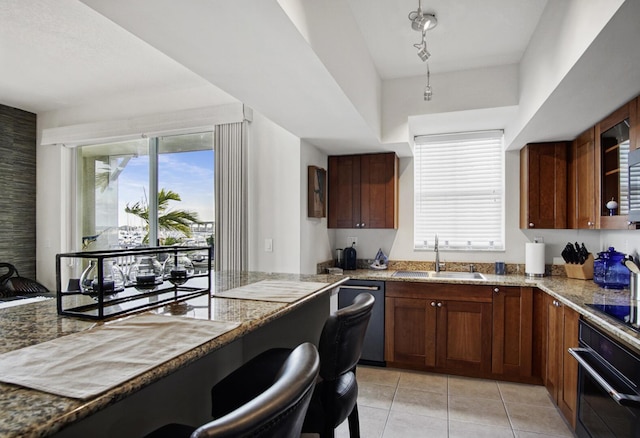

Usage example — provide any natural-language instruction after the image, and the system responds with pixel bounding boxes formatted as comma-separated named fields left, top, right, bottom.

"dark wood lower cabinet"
left=385, top=282, right=492, bottom=377
left=384, top=281, right=579, bottom=430
left=438, top=299, right=492, bottom=375
left=544, top=293, right=579, bottom=429
left=491, top=286, right=536, bottom=382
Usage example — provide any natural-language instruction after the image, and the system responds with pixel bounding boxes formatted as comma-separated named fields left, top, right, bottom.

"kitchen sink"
left=429, top=271, right=486, bottom=280
left=392, top=270, right=486, bottom=280
left=391, top=271, right=431, bottom=279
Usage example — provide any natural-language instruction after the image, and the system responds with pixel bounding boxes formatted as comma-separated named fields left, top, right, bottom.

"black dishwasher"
left=338, top=279, right=385, bottom=366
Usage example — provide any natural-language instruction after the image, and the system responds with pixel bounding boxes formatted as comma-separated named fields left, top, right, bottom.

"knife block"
left=564, top=253, right=594, bottom=280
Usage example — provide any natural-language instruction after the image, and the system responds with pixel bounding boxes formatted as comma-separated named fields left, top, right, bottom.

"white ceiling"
left=0, top=0, right=237, bottom=113
left=1, top=0, right=639, bottom=156
left=345, top=0, right=546, bottom=78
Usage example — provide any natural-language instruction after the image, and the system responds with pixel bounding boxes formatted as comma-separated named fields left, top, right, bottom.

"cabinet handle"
left=588, top=221, right=594, bottom=227
left=431, top=301, right=436, bottom=307
left=494, top=287, right=500, bottom=293
left=361, top=223, right=365, bottom=228
left=437, top=302, right=442, bottom=307
left=529, top=222, right=534, bottom=227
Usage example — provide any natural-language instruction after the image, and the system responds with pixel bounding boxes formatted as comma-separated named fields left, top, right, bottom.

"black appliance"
left=337, top=279, right=385, bottom=366
left=586, top=302, right=640, bottom=334
left=569, top=320, right=640, bottom=438
left=343, top=245, right=357, bottom=270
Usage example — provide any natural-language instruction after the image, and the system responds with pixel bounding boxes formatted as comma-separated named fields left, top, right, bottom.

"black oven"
left=569, top=320, right=640, bottom=438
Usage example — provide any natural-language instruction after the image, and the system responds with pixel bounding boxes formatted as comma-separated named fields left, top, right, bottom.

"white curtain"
left=214, top=121, right=248, bottom=271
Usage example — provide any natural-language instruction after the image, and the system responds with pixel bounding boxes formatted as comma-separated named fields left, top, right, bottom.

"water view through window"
left=79, top=132, right=214, bottom=255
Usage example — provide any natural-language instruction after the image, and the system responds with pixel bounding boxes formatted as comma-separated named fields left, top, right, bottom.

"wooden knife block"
left=564, top=253, right=594, bottom=280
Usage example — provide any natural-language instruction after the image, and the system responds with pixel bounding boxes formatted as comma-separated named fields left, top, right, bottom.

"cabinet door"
left=436, top=300, right=492, bottom=374
left=360, top=153, right=398, bottom=229
left=492, top=286, right=533, bottom=379
left=559, top=304, right=579, bottom=429
left=544, top=294, right=579, bottom=429
left=328, top=155, right=360, bottom=228
left=384, top=296, right=436, bottom=367
left=520, top=143, right=567, bottom=229
left=545, top=293, right=562, bottom=401
left=597, top=103, right=632, bottom=229
left=568, top=128, right=598, bottom=229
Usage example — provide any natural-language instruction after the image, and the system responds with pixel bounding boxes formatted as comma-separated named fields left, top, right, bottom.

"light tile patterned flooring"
left=333, top=365, right=576, bottom=438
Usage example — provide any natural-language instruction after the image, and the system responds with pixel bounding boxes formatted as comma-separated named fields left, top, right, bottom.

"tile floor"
left=332, top=365, right=576, bottom=438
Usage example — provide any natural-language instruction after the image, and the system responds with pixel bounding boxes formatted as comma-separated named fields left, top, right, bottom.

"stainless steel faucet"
left=434, top=234, right=440, bottom=272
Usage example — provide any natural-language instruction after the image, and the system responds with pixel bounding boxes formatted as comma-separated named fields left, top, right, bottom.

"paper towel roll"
left=525, top=242, right=545, bottom=277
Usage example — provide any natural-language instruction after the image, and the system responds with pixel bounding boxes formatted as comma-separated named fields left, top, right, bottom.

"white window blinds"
left=414, top=131, right=504, bottom=251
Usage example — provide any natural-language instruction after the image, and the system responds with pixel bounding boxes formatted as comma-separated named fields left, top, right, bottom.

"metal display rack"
left=56, top=246, right=212, bottom=320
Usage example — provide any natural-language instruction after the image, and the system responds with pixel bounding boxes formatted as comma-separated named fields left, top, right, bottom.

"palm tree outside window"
left=77, top=132, right=214, bottom=254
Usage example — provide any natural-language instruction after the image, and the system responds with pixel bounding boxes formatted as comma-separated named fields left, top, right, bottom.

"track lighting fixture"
left=414, top=34, right=431, bottom=62
left=424, top=64, right=432, bottom=101
left=409, top=1, right=437, bottom=101
left=408, top=1, right=437, bottom=33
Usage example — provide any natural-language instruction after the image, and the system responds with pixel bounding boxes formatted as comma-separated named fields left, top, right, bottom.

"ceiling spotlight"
left=424, top=64, right=432, bottom=101
left=408, top=1, right=437, bottom=33
left=424, top=84, right=433, bottom=101
left=414, top=38, right=431, bottom=62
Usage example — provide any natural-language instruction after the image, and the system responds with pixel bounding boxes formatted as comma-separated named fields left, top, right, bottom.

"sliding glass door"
left=78, top=132, right=214, bottom=252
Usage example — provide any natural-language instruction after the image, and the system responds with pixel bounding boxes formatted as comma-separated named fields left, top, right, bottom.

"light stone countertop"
left=0, top=271, right=348, bottom=438
left=338, top=268, right=640, bottom=352
left=2, top=268, right=638, bottom=437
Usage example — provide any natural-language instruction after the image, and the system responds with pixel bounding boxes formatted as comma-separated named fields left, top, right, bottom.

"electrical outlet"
left=347, top=236, right=357, bottom=247
left=265, top=238, right=273, bottom=252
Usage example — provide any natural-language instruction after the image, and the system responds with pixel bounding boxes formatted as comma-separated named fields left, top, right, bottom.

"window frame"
left=413, top=130, right=505, bottom=252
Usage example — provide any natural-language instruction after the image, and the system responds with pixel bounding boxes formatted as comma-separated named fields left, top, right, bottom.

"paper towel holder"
left=525, top=239, right=546, bottom=278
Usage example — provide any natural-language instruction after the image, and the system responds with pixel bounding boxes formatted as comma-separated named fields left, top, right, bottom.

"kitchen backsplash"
left=317, top=259, right=562, bottom=277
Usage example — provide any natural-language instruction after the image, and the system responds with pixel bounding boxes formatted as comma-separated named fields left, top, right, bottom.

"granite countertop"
left=3, top=268, right=638, bottom=437
left=0, top=271, right=348, bottom=438
left=339, top=268, right=640, bottom=352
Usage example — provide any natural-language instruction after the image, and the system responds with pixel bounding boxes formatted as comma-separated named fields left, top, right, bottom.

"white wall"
left=277, top=0, right=382, bottom=140
left=382, top=64, right=519, bottom=147
left=247, top=112, right=303, bottom=273
left=299, top=140, right=333, bottom=274
left=35, top=140, right=75, bottom=290
left=505, top=0, right=625, bottom=148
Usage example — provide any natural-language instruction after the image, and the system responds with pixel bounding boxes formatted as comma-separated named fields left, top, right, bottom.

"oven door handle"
left=569, top=347, right=640, bottom=408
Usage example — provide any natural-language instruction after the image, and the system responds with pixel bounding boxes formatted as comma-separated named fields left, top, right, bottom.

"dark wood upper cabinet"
left=328, top=152, right=398, bottom=229
left=520, top=142, right=568, bottom=229
left=597, top=102, right=632, bottom=229
left=568, top=127, right=598, bottom=229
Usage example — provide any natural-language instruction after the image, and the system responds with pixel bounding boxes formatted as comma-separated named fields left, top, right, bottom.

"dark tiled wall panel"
left=0, top=105, right=37, bottom=279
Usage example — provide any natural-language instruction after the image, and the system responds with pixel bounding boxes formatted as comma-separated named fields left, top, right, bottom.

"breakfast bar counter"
left=0, top=271, right=348, bottom=438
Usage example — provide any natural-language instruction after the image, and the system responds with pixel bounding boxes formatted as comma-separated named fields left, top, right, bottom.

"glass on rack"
left=128, top=255, right=164, bottom=290
left=163, top=253, right=195, bottom=285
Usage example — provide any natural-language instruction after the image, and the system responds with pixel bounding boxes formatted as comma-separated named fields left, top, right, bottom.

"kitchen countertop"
left=336, top=269, right=640, bottom=352
left=2, top=268, right=639, bottom=437
left=0, top=271, right=348, bottom=438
